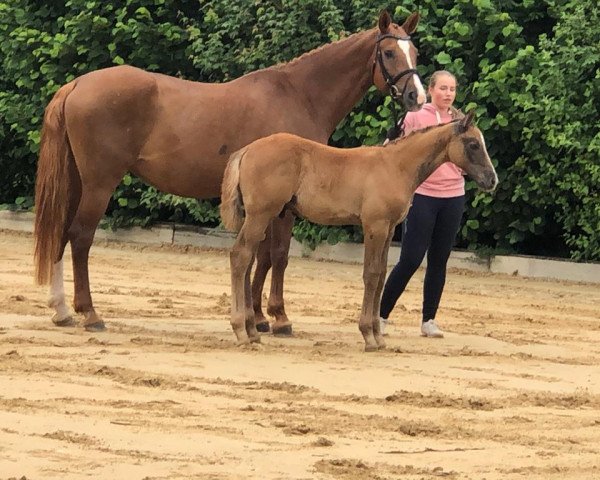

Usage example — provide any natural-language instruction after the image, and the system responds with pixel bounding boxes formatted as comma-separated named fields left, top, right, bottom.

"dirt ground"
left=0, top=230, right=599, bottom=480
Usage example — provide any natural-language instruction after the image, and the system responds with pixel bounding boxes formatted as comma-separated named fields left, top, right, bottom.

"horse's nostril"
left=407, top=91, right=416, bottom=101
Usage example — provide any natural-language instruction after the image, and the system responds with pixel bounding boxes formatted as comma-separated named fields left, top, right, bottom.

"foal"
left=220, top=112, right=497, bottom=351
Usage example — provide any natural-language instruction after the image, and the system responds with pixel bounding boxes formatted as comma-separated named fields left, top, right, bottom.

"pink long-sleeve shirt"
left=402, top=103, right=465, bottom=198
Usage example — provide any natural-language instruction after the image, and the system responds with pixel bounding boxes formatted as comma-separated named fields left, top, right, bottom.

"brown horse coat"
left=33, top=11, right=425, bottom=331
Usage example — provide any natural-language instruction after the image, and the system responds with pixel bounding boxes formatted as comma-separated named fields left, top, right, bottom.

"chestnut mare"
left=220, top=112, right=498, bottom=350
left=34, top=11, right=426, bottom=332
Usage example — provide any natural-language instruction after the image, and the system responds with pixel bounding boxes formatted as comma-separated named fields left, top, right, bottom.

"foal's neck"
left=385, top=123, right=454, bottom=189
left=281, top=29, right=378, bottom=136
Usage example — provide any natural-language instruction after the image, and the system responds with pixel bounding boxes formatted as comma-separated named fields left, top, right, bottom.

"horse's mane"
left=242, top=28, right=374, bottom=78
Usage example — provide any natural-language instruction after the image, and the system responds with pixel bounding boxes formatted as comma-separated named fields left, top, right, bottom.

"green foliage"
left=293, top=219, right=363, bottom=251
left=1, top=0, right=598, bottom=260
left=507, top=1, right=600, bottom=261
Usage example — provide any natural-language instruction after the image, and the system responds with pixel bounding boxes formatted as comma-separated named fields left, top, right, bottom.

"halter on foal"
left=33, top=11, right=425, bottom=332
left=221, top=112, right=498, bottom=350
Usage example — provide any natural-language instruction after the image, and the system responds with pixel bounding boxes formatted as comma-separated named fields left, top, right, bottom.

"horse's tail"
left=34, top=81, right=79, bottom=285
left=220, top=147, right=248, bottom=232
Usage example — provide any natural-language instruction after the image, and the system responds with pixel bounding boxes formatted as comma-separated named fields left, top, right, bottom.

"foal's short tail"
left=220, top=147, right=247, bottom=232
left=34, top=81, right=78, bottom=285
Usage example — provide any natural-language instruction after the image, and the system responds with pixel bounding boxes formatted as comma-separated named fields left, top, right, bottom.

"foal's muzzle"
left=480, top=170, right=499, bottom=192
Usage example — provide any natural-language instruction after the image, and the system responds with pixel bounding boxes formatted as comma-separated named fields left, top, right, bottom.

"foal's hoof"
left=364, top=343, right=379, bottom=353
left=272, top=324, right=293, bottom=337
left=233, top=328, right=251, bottom=346
left=84, top=322, right=106, bottom=332
left=255, top=321, right=271, bottom=333
left=249, top=335, right=262, bottom=344
left=52, top=314, right=75, bottom=327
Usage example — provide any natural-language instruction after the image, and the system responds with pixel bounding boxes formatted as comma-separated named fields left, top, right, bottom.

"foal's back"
left=240, top=133, right=386, bottom=225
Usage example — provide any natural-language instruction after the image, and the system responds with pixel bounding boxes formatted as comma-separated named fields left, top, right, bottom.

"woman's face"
left=429, top=74, right=457, bottom=111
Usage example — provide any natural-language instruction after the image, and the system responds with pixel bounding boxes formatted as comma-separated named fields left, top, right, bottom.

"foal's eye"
left=384, top=50, right=394, bottom=59
left=469, top=142, right=480, bottom=151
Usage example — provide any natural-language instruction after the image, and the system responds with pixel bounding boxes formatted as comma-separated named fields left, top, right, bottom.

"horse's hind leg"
left=68, top=186, right=118, bottom=331
left=265, top=210, right=295, bottom=336
left=48, top=257, right=75, bottom=326
left=251, top=225, right=272, bottom=332
left=49, top=178, right=80, bottom=327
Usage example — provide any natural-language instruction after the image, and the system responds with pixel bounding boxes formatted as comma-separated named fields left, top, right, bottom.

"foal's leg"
left=244, top=256, right=260, bottom=341
left=230, top=213, right=272, bottom=344
left=68, top=186, right=117, bottom=331
left=359, top=221, right=390, bottom=352
left=251, top=225, right=272, bottom=332
left=371, top=229, right=394, bottom=348
left=265, top=210, right=295, bottom=336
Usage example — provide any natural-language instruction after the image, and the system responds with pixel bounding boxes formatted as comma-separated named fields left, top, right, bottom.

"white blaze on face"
left=478, top=131, right=498, bottom=184
left=478, top=131, right=491, bottom=158
left=397, top=39, right=426, bottom=104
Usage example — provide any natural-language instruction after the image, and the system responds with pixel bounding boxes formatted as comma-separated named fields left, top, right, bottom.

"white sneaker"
left=379, top=317, right=389, bottom=336
left=421, top=319, right=444, bottom=338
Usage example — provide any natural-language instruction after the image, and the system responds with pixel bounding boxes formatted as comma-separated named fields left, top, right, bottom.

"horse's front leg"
left=265, top=210, right=295, bottom=336
left=360, top=221, right=391, bottom=352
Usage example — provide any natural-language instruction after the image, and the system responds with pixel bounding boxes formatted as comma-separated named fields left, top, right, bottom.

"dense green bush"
left=0, top=0, right=598, bottom=260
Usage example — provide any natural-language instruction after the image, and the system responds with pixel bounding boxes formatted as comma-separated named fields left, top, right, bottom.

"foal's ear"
left=401, top=12, right=420, bottom=35
left=457, top=110, right=475, bottom=133
left=378, top=10, right=392, bottom=34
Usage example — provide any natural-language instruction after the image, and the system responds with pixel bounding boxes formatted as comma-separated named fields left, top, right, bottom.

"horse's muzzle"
left=403, top=88, right=425, bottom=112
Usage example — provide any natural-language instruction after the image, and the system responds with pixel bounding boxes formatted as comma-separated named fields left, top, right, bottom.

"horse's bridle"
left=372, top=33, right=418, bottom=99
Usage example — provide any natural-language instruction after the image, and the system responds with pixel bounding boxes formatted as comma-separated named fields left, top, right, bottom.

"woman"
left=380, top=70, right=465, bottom=338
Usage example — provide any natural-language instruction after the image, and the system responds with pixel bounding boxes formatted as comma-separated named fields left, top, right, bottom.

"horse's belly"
left=131, top=153, right=227, bottom=199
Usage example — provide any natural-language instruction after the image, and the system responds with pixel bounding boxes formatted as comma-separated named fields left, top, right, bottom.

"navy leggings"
left=380, top=193, right=465, bottom=322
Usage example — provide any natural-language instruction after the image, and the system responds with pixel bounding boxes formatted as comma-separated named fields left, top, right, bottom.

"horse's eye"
left=469, top=142, right=480, bottom=151
left=384, top=50, right=394, bottom=59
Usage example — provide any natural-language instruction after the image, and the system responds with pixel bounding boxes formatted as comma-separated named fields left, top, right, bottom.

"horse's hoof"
left=364, top=344, right=379, bottom=353
left=272, top=324, right=293, bottom=337
left=377, top=343, right=387, bottom=350
left=84, top=322, right=106, bottom=332
left=255, top=322, right=271, bottom=333
left=52, top=314, right=75, bottom=327
left=249, top=335, right=262, bottom=344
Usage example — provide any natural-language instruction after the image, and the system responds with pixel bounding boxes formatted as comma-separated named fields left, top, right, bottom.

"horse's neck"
left=386, top=124, right=454, bottom=188
left=280, top=29, right=378, bottom=135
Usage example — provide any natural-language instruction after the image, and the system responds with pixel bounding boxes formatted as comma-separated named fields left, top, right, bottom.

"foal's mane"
left=382, top=119, right=460, bottom=148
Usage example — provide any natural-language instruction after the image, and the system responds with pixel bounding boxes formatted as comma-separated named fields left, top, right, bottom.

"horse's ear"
left=458, top=110, right=475, bottom=133
left=401, top=12, right=420, bottom=35
left=378, top=10, right=392, bottom=34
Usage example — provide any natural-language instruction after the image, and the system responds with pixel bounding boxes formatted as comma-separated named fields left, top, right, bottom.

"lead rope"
left=385, top=99, right=407, bottom=143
